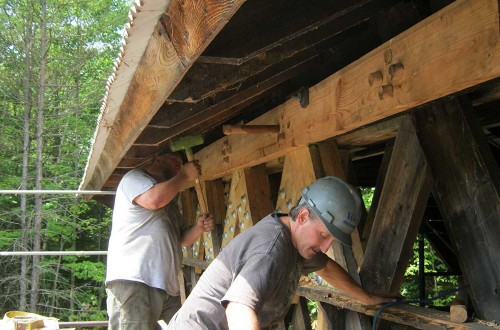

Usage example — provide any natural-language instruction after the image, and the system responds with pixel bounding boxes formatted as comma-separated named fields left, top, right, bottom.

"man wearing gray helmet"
left=167, top=176, right=399, bottom=330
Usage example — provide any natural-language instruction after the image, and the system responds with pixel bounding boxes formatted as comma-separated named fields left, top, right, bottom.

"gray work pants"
left=106, top=280, right=181, bottom=330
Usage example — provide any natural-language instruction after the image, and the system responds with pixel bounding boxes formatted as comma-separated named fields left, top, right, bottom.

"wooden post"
left=221, top=165, right=273, bottom=247
left=362, top=141, right=394, bottom=248
left=278, top=142, right=370, bottom=329
left=413, top=97, right=500, bottom=322
left=290, top=297, right=312, bottom=330
left=360, top=115, right=432, bottom=294
left=202, top=179, right=225, bottom=262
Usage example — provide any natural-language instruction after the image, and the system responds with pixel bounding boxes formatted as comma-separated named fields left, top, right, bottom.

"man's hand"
left=365, top=292, right=403, bottom=305
left=196, top=213, right=215, bottom=233
left=181, top=213, right=215, bottom=247
left=180, top=161, right=202, bottom=182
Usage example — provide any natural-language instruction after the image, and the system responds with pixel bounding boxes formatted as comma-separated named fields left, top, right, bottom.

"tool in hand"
left=169, top=134, right=212, bottom=303
left=169, top=134, right=207, bottom=212
left=169, top=133, right=220, bottom=254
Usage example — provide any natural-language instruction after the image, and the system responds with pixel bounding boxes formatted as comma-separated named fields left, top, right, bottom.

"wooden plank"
left=180, top=257, right=497, bottom=329
left=183, top=256, right=210, bottom=270
left=290, top=297, right=312, bottom=330
left=309, top=141, right=370, bottom=330
left=242, top=165, right=274, bottom=223
left=413, top=97, right=500, bottom=322
left=80, top=0, right=245, bottom=192
left=275, top=147, right=318, bottom=213
left=359, top=116, right=432, bottom=294
left=220, top=165, right=273, bottom=247
left=202, top=179, right=224, bottom=261
left=180, top=189, right=197, bottom=259
left=161, top=0, right=243, bottom=66
left=221, top=170, right=244, bottom=247
left=166, top=0, right=381, bottom=102
left=296, top=284, right=497, bottom=330
left=317, top=302, right=345, bottom=330
left=361, top=141, right=393, bottom=246
left=205, top=179, right=225, bottom=226
left=136, top=55, right=321, bottom=145
left=196, top=0, right=500, bottom=181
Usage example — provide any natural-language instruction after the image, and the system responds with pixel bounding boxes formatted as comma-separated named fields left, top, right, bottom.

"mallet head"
left=169, top=134, right=204, bottom=152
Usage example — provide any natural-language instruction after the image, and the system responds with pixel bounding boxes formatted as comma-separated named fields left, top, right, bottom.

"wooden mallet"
left=169, top=134, right=207, bottom=213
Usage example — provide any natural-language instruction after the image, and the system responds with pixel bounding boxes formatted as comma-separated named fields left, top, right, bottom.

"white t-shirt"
left=105, top=169, right=187, bottom=296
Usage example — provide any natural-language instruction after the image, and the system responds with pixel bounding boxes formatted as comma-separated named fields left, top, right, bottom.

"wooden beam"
left=166, top=0, right=403, bottom=102
left=296, top=284, right=497, bottom=330
left=275, top=147, right=319, bottom=213
left=223, top=125, right=280, bottom=135
left=181, top=257, right=497, bottom=329
left=308, top=142, right=370, bottom=330
left=290, top=297, right=312, bottom=330
left=139, top=26, right=381, bottom=145
left=80, top=0, right=245, bottom=192
left=202, top=179, right=225, bottom=261
left=196, top=0, right=500, bottom=181
left=220, top=165, right=273, bottom=247
left=360, top=116, right=432, bottom=293
left=135, top=54, right=322, bottom=145
left=362, top=141, right=393, bottom=246
left=413, top=97, right=500, bottom=322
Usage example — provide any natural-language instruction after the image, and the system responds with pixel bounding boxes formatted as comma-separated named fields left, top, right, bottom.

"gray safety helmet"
left=299, top=176, right=362, bottom=246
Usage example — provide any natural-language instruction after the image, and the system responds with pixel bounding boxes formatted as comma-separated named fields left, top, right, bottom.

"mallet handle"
left=185, top=148, right=208, bottom=213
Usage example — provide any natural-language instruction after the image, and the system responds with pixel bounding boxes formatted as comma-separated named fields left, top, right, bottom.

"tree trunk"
left=30, top=0, right=47, bottom=312
left=20, top=6, right=33, bottom=312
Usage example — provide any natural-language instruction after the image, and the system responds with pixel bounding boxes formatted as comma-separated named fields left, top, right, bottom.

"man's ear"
left=298, top=208, right=309, bottom=224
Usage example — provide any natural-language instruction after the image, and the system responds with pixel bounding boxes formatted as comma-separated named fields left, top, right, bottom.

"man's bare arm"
left=226, top=302, right=260, bottom=330
left=316, top=258, right=400, bottom=305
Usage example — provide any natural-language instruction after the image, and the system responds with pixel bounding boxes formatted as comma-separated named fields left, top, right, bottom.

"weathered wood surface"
left=220, top=165, right=273, bottom=247
left=361, top=141, right=393, bottom=246
left=413, top=97, right=500, bottom=322
left=81, top=0, right=246, bottom=191
left=290, top=297, right=313, bottom=330
left=360, top=116, right=432, bottom=293
left=181, top=258, right=497, bottom=329
left=196, top=0, right=500, bottom=181
left=312, top=141, right=370, bottom=330
left=297, top=284, right=498, bottom=330
left=275, top=146, right=319, bottom=213
left=201, top=179, right=224, bottom=261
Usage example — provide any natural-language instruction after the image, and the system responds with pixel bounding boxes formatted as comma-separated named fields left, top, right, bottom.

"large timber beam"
left=413, top=97, right=500, bottom=322
left=297, top=284, right=497, bottom=330
left=359, top=116, right=432, bottom=294
left=80, top=0, right=245, bottom=191
left=196, top=0, right=500, bottom=181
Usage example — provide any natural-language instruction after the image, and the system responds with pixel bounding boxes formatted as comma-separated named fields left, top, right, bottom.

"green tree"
left=0, top=0, right=131, bottom=320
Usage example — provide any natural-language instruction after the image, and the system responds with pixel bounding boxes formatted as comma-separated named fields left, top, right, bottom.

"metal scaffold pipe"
left=0, top=190, right=115, bottom=195
left=0, top=251, right=107, bottom=256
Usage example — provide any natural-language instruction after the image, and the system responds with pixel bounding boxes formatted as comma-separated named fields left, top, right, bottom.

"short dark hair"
left=289, top=202, right=318, bottom=222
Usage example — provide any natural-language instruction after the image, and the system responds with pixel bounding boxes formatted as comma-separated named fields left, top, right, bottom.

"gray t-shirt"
left=105, top=168, right=187, bottom=296
left=168, top=213, right=327, bottom=329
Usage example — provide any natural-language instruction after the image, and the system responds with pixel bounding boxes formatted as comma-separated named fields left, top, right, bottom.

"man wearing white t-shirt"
left=106, top=150, right=214, bottom=330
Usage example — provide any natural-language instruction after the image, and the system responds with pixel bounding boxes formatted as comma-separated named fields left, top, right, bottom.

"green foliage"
left=0, top=230, right=21, bottom=249
left=307, top=299, right=318, bottom=321
left=65, top=260, right=106, bottom=283
left=401, top=237, right=458, bottom=306
left=0, top=0, right=132, bottom=321
left=360, top=187, right=374, bottom=211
